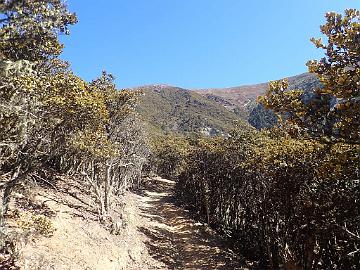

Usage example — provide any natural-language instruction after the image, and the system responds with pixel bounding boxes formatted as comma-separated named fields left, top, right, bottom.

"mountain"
left=195, top=73, right=322, bottom=129
left=195, top=73, right=320, bottom=109
left=195, top=83, right=267, bottom=108
left=132, top=73, right=322, bottom=135
left=132, top=84, right=250, bottom=135
left=247, top=73, right=322, bottom=129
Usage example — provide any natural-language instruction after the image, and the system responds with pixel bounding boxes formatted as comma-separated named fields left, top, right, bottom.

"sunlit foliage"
left=172, top=9, right=360, bottom=269
left=0, top=1, right=148, bottom=223
left=259, top=9, right=360, bottom=144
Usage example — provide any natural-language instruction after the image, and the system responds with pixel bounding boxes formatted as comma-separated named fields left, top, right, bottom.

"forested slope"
left=134, top=84, right=250, bottom=135
left=133, top=73, right=322, bottom=135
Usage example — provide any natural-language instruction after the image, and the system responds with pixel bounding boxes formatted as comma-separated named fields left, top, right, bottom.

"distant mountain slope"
left=247, top=73, right=322, bottom=129
left=195, top=73, right=322, bottom=129
left=196, top=83, right=267, bottom=108
left=131, top=73, right=322, bottom=134
left=132, top=84, right=250, bottom=135
left=195, top=73, right=320, bottom=109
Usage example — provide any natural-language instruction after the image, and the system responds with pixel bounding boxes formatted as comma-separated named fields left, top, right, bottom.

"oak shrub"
left=172, top=9, right=360, bottom=269
left=0, top=1, right=148, bottom=224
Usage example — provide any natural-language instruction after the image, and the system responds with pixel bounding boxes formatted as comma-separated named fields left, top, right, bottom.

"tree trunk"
left=104, top=160, right=113, bottom=214
left=0, top=167, right=29, bottom=227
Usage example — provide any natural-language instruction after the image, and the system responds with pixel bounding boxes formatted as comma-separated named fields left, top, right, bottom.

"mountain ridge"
left=132, top=84, right=251, bottom=136
left=131, top=73, right=321, bottom=134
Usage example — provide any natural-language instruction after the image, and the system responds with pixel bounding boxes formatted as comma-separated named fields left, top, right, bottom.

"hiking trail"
left=136, top=177, right=252, bottom=270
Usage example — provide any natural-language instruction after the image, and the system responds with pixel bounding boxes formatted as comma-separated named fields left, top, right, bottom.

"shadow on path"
left=137, top=177, right=251, bottom=270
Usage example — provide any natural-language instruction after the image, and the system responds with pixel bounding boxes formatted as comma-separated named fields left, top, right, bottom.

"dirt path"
left=17, top=176, right=166, bottom=270
left=12, top=175, right=251, bottom=269
left=136, top=177, right=250, bottom=270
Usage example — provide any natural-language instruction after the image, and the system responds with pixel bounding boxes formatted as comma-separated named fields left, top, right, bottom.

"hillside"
left=133, top=84, right=250, bottom=135
left=133, top=73, right=321, bottom=133
left=195, top=73, right=320, bottom=109
left=12, top=176, right=164, bottom=270
left=2, top=174, right=250, bottom=269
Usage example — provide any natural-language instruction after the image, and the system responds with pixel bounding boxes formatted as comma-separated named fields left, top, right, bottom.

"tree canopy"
left=259, top=9, right=360, bottom=144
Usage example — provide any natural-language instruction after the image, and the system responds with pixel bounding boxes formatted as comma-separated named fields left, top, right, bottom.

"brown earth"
left=5, top=176, right=252, bottom=269
left=16, top=176, right=164, bottom=270
left=136, top=177, right=253, bottom=270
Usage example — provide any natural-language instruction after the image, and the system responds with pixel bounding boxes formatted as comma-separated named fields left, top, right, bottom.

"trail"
left=136, top=177, right=251, bottom=270
left=14, top=175, right=252, bottom=269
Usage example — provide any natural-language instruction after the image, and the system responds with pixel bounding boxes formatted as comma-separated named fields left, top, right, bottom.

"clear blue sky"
left=61, top=0, right=360, bottom=89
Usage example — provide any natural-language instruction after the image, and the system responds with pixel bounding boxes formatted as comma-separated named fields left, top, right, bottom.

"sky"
left=61, top=0, right=360, bottom=89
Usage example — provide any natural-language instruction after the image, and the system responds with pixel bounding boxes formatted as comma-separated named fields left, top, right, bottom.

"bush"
left=175, top=129, right=359, bottom=269
left=16, top=213, right=55, bottom=237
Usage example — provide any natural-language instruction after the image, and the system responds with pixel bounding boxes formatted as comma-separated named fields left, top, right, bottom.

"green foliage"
left=149, top=135, right=193, bottom=179
left=260, top=9, right=360, bottom=144
left=175, top=129, right=359, bottom=269
left=16, top=213, right=55, bottom=236
left=0, top=1, right=148, bottom=224
left=249, top=73, right=322, bottom=130
left=174, top=9, right=360, bottom=269
left=135, top=85, right=250, bottom=136
left=0, top=0, right=77, bottom=61
left=0, top=2, right=358, bottom=269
